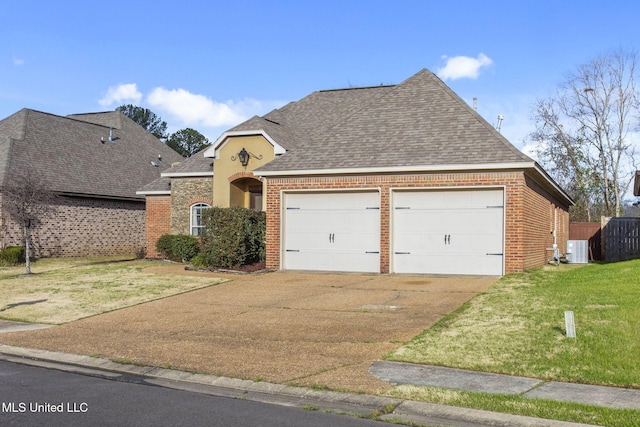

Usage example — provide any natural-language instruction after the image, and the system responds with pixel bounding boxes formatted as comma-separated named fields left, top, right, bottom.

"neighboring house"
left=0, top=109, right=183, bottom=257
left=635, top=170, right=640, bottom=197
left=139, top=69, right=573, bottom=275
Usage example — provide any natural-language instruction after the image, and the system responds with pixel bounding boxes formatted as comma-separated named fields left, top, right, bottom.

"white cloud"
left=147, top=87, right=252, bottom=128
left=99, top=83, right=142, bottom=106
left=98, top=83, right=287, bottom=140
left=437, top=53, right=493, bottom=81
left=13, top=57, right=24, bottom=66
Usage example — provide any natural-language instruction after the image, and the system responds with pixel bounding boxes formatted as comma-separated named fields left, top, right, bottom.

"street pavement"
left=2, top=317, right=637, bottom=427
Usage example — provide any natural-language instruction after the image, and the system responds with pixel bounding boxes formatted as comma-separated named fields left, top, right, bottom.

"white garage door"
left=283, top=192, right=380, bottom=272
left=392, top=189, right=504, bottom=275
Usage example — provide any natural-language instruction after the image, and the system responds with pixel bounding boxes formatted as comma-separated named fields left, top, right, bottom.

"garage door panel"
left=393, top=189, right=504, bottom=275
left=285, top=249, right=379, bottom=272
left=284, top=192, right=380, bottom=273
left=395, top=252, right=502, bottom=275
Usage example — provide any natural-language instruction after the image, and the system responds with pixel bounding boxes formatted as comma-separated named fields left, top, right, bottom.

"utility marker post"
left=564, top=310, right=576, bottom=338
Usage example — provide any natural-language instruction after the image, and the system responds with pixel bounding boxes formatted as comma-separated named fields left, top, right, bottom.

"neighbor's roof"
left=0, top=109, right=183, bottom=200
left=161, top=147, right=213, bottom=177
left=254, top=69, right=532, bottom=173
left=136, top=147, right=213, bottom=195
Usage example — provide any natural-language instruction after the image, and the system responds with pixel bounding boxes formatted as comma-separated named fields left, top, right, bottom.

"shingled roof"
left=0, top=109, right=183, bottom=200
left=137, top=147, right=213, bottom=195
left=254, top=69, right=533, bottom=173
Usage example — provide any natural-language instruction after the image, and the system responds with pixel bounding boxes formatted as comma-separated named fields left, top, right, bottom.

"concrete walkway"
left=369, top=361, right=640, bottom=410
left=0, top=319, right=52, bottom=333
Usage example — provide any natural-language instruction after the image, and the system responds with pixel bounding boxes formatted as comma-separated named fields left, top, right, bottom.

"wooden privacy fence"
left=602, top=217, right=640, bottom=262
left=569, top=222, right=602, bottom=260
left=570, top=218, right=640, bottom=262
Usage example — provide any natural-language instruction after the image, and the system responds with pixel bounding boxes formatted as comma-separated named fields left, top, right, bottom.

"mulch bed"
left=187, top=261, right=268, bottom=274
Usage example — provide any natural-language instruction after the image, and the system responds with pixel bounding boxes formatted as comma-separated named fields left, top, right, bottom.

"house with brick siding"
left=0, top=109, right=183, bottom=257
left=140, top=69, right=573, bottom=275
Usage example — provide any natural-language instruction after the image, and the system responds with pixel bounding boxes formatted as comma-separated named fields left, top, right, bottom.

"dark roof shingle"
left=253, top=69, right=532, bottom=172
left=0, top=109, right=183, bottom=199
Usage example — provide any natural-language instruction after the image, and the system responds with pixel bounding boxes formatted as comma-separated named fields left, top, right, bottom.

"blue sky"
left=1, top=0, right=638, bottom=154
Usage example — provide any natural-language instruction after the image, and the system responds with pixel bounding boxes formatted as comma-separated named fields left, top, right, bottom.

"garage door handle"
left=395, top=252, right=411, bottom=255
left=365, top=251, right=380, bottom=254
left=444, top=234, right=451, bottom=244
left=286, top=249, right=300, bottom=252
left=486, top=253, right=503, bottom=256
left=329, top=233, right=335, bottom=243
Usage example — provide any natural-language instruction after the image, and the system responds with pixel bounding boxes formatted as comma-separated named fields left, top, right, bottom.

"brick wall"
left=264, top=171, right=570, bottom=274
left=522, top=174, right=570, bottom=268
left=1, top=194, right=145, bottom=257
left=145, top=195, right=171, bottom=258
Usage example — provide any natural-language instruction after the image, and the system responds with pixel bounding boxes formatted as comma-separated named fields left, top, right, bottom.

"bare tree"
left=2, top=171, right=57, bottom=274
left=530, top=48, right=640, bottom=220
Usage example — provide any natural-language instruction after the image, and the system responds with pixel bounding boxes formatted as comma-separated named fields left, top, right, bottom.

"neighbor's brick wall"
left=1, top=195, right=145, bottom=257
left=264, top=171, right=570, bottom=275
left=170, top=177, right=213, bottom=235
left=145, top=195, right=171, bottom=258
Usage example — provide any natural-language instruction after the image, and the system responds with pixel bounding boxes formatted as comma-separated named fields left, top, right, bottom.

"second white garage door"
left=283, top=191, right=380, bottom=272
left=392, top=189, right=504, bottom=275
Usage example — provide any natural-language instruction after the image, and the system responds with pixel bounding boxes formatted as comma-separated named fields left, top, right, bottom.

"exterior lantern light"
left=232, top=147, right=262, bottom=167
left=237, top=148, right=250, bottom=167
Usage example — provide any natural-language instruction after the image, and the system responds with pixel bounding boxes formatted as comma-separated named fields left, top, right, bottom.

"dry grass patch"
left=0, top=256, right=226, bottom=324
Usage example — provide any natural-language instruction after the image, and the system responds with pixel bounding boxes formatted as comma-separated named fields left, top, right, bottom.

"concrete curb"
left=0, top=344, right=596, bottom=427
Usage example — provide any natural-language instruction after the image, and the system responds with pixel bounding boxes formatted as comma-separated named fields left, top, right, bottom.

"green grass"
left=385, top=385, right=640, bottom=427
left=389, top=260, right=640, bottom=388
left=384, top=260, right=640, bottom=426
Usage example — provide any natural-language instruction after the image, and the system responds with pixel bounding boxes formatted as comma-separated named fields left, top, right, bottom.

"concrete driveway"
left=0, top=267, right=495, bottom=393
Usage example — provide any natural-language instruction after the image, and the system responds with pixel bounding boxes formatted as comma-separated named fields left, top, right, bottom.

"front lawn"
left=0, top=256, right=226, bottom=324
left=385, top=260, right=640, bottom=426
left=388, top=260, right=640, bottom=388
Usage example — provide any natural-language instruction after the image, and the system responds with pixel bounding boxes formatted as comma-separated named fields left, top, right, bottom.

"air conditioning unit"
left=566, top=240, right=588, bottom=264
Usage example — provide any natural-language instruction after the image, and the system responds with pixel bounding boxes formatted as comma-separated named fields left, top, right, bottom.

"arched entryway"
left=230, top=177, right=263, bottom=211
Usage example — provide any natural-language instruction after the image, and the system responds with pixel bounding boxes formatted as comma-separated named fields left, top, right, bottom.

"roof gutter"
left=58, top=192, right=144, bottom=202
left=135, top=190, right=171, bottom=196
left=254, top=162, right=536, bottom=176
left=160, top=171, right=213, bottom=178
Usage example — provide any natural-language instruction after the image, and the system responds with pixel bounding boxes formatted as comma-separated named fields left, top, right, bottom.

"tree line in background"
left=529, top=47, right=640, bottom=222
left=116, top=104, right=211, bottom=158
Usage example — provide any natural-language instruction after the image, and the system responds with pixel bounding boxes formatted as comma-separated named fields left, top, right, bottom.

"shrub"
left=189, top=253, right=209, bottom=269
left=172, top=234, right=200, bottom=261
left=155, top=235, right=175, bottom=260
left=0, top=246, right=25, bottom=266
left=155, top=234, right=200, bottom=262
left=200, top=207, right=266, bottom=268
